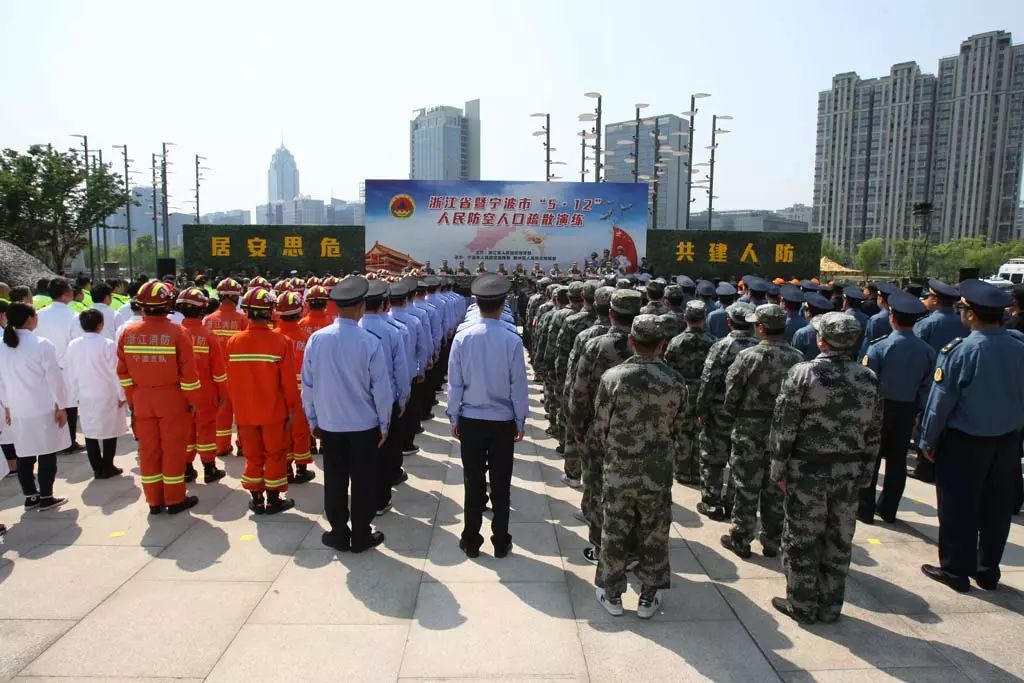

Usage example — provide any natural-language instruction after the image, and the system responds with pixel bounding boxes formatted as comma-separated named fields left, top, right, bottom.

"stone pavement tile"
left=296, top=513, right=437, bottom=553
left=717, top=578, right=950, bottom=673
left=400, top=582, right=586, bottom=679
left=853, top=516, right=935, bottom=545
left=543, top=481, right=584, bottom=506
left=136, top=517, right=311, bottom=581
left=779, top=667, right=971, bottom=682
left=0, top=545, right=153, bottom=619
left=44, top=491, right=203, bottom=548
left=250, top=548, right=425, bottom=625
left=424, top=522, right=564, bottom=583
left=902, top=612, right=1024, bottom=681
left=22, top=579, right=267, bottom=679
left=564, top=548, right=732, bottom=623
left=687, top=536, right=786, bottom=581
left=12, top=678, right=204, bottom=683
left=205, top=623, right=408, bottom=683
left=0, top=515, right=82, bottom=556
left=0, top=619, right=75, bottom=680
left=578, top=619, right=777, bottom=682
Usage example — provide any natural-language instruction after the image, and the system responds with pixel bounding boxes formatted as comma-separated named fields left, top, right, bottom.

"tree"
left=0, top=145, right=128, bottom=271
left=820, top=237, right=847, bottom=265
left=854, top=237, right=885, bottom=283
left=890, top=237, right=929, bottom=279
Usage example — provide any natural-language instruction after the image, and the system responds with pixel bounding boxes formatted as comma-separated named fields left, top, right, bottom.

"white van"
left=996, top=258, right=1024, bottom=284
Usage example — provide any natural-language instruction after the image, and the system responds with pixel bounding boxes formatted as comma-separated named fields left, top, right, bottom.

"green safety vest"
left=111, top=293, right=130, bottom=310
left=82, top=290, right=93, bottom=307
left=69, top=300, right=87, bottom=313
left=32, top=294, right=52, bottom=310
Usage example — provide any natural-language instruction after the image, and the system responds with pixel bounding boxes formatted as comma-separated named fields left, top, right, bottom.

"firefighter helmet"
left=249, top=276, right=271, bottom=290
left=176, top=286, right=209, bottom=309
left=136, top=280, right=175, bottom=307
left=216, top=278, right=243, bottom=296
left=241, top=287, right=276, bottom=310
left=305, top=284, right=329, bottom=301
left=276, top=291, right=303, bottom=317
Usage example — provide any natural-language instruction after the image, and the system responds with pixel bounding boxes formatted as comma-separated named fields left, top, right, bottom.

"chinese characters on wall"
left=428, top=194, right=598, bottom=228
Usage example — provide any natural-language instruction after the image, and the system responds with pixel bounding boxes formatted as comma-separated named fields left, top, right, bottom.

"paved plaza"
left=1, top=373, right=1023, bottom=682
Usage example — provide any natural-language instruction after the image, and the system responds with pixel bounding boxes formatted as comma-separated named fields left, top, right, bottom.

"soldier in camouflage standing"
left=695, top=301, right=758, bottom=520
left=663, top=301, right=716, bottom=485
left=567, top=290, right=642, bottom=565
left=534, top=286, right=569, bottom=435
left=640, top=279, right=667, bottom=315
left=720, top=304, right=804, bottom=559
left=523, top=277, right=551, bottom=359
left=593, top=314, right=686, bottom=619
left=553, top=280, right=602, bottom=486
left=662, top=284, right=687, bottom=332
left=769, top=312, right=882, bottom=624
left=541, top=282, right=585, bottom=452
left=529, top=282, right=557, bottom=358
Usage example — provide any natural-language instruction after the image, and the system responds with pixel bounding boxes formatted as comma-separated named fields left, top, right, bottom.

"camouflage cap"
left=684, top=299, right=707, bottom=320
left=545, top=283, right=559, bottom=297
left=812, top=311, right=862, bottom=350
left=658, top=313, right=682, bottom=339
left=630, top=313, right=664, bottom=345
left=615, top=278, right=633, bottom=290
left=751, top=303, right=786, bottom=330
left=594, top=286, right=615, bottom=309
left=663, top=284, right=684, bottom=300
left=567, top=281, right=586, bottom=301
left=646, top=279, right=666, bottom=298
left=726, top=301, right=756, bottom=323
left=537, top=277, right=552, bottom=287
left=610, top=289, right=643, bottom=315
left=583, top=280, right=601, bottom=302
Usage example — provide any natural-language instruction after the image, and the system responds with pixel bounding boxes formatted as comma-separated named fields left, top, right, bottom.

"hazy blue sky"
left=2, top=0, right=1021, bottom=216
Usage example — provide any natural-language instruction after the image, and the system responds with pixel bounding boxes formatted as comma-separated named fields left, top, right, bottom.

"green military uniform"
left=695, top=302, right=758, bottom=514
left=663, top=300, right=716, bottom=483
left=769, top=312, right=881, bottom=623
left=721, top=305, right=804, bottom=556
left=593, top=315, right=686, bottom=598
left=639, top=279, right=668, bottom=316
left=533, top=288, right=565, bottom=425
left=542, top=282, right=585, bottom=447
left=523, top=279, right=551, bottom=356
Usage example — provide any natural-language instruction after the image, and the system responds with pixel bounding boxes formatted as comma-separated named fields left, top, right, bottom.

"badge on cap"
left=934, top=367, right=944, bottom=383
left=862, top=355, right=869, bottom=367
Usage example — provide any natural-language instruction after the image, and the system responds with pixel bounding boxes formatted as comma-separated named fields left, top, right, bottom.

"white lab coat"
left=0, top=325, right=10, bottom=448
left=113, top=304, right=136, bottom=331
left=65, top=333, right=127, bottom=439
left=91, top=302, right=118, bottom=342
left=116, top=315, right=143, bottom=343
left=34, top=301, right=79, bottom=408
left=0, top=330, right=72, bottom=457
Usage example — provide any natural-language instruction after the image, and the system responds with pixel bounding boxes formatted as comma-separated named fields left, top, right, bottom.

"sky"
left=2, top=0, right=1022, bottom=218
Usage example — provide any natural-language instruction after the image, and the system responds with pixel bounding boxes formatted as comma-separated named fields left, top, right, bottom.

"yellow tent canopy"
left=820, top=256, right=860, bottom=275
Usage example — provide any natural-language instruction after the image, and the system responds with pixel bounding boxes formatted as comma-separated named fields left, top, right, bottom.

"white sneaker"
left=596, top=587, right=623, bottom=616
left=637, top=590, right=662, bottom=619
left=560, top=473, right=582, bottom=489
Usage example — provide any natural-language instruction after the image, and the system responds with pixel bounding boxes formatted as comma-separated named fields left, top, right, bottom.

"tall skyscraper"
left=409, top=99, right=481, bottom=180
left=813, top=31, right=1024, bottom=249
left=201, top=209, right=252, bottom=225
left=268, top=145, right=300, bottom=203
left=603, top=114, right=690, bottom=229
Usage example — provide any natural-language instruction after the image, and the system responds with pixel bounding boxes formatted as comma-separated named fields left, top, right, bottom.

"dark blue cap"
left=798, top=279, right=821, bottom=291
left=424, top=275, right=441, bottom=288
left=365, top=279, right=390, bottom=300
left=805, top=292, right=833, bottom=313
left=471, top=273, right=512, bottom=302
left=780, top=284, right=804, bottom=303
left=388, top=279, right=412, bottom=298
left=677, top=275, right=696, bottom=289
left=843, top=285, right=865, bottom=301
left=330, top=275, right=370, bottom=306
left=905, top=282, right=925, bottom=297
left=877, top=282, right=899, bottom=297
left=747, top=277, right=770, bottom=294
left=714, top=282, right=737, bottom=297
left=766, top=283, right=780, bottom=296
left=926, top=279, right=958, bottom=299
left=694, top=280, right=714, bottom=297
left=887, top=291, right=927, bottom=316
left=959, top=278, right=1012, bottom=310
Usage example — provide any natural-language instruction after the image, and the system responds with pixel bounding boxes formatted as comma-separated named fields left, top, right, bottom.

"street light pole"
left=580, top=129, right=587, bottom=182
left=161, top=142, right=173, bottom=257
left=706, top=114, right=732, bottom=230
left=151, top=153, right=160, bottom=261
left=651, top=119, right=661, bottom=229
left=71, top=134, right=94, bottom=278
left=632, top=104, right=649, bottom=183
left=584, top=92, right=603, bottom=182
left=113, top=145, right=133, bottom=278
left=194, top=154, right=206, bottom=224
left=683, top=92, right=710, bottom=230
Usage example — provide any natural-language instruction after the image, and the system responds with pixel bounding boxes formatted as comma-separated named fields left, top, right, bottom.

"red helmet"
left=241, top=287, right=276, bottom=310
left=305, top=276, right=321, bottom=288
left=249, top=276, right=271, bottom=290
left=176, top=286, right=209, bottom=309
left=136, top=280, right=175, bottom=307
left=273, top=279, right=292, bottom=293
left=321, top=275, right=339, bottom=289
left=216, top=278, right=243, bottom=296
left=276, top=291, right=303, bottom=317
left=305, top=284, right=329, bottom=301
left=291, top=277, right=305, bottom=290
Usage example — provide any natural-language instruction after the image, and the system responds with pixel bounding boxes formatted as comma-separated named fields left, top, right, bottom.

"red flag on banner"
left=611, top=225, right=638, bottom=274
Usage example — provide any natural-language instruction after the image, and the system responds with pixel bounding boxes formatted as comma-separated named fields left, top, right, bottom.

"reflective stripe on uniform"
left=186, top=444, right=197, bottom=452
left=241, top=474, right=264, bottom=485
left=196, top=443, right=217, bottom=452
left=213, top=329, right=240, bottom=337
left=119, top=378, right=134, bottom=387
left=228, top=354, right=281, bottom=362
left=216, top=429, right=233, bottom=437
left=179, top=380, right=201, bottom=391
left=162, top=474, right=185, bottom=485
left=264, top=477, right=288, bottom=488
left=287, top=452, right=310, bottom=461
left=123, top=345, right=176, bottom=355
left=140, top=474, right=163, bottom=484
left=193, top=346, right=210, bottom=354
left=213, top=374, right=227, bottom=383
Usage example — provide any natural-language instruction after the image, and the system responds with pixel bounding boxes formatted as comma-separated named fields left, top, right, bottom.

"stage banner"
left=182, top=224, right=364, bottom=274
left=364, top=180, right=649, bottom=273
left=645, top=229, right=822, bottom=280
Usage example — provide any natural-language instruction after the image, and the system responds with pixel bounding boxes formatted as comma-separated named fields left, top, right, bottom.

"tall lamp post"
left=582, top=91, right=603, bottom=182
left=530, top=113, right=552, bottom=181
left=706, top=114, right=732, bottom=229
left=71, top=134, right=94, bottom=277
left=112, top=145, right=134, bottom=278
left=151, top=153, right=161, bottom=260
left=682, top=92, right=711, bottom=229
left=160, top=142, right=174, bottom=257
left=194, top=154, right=209, bottom=224
left=631, top=103, right=649, bottom=182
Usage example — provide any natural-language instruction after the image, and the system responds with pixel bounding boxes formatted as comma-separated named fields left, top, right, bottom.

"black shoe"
left=415, top=425, right=424, bottom=434
left=921, top=564, right=970, bottom=593
left=878, top=513, right=897, bottom=524
left=391, top=470, right=409, bottom=486
left=856, top=510, right=875, bottom=525
left=971, top=574, right=999, bottom=591
left=351, top=531, right=385, bottom=553
left=24, top=495, right=40, bottom=510
left=37, top=496, right=67, bottom=511
left=309, top=443, right=319, bottom=455
left=166, top=496, right=199, bottom=515
left=696, top=502, right=727, bottom=521
left=375, top=503, right=393, bottom=517
left=582, top=546, right=600, bottom=565
left=149, top=505, right=164, bottom=515
left=771, top=597, right=816, bottom=624
left=494, top=541, right=513, bottom=559
left=265, top=497, right=295, bottom=515
left=459, top=538, right=480, bottom=558
left=555, top=445, right=565, bottom=454
left=203, top=466, right=227, bottom=484
left=720, top=534, right=752, bottom=559
left=96, top=466, right=124, bottom=479
left=184, top=464, right=198, bottom=484
left=64, top=442, right=85, bottom=454
left=236, top=446, right=244, bottom=458
left=288, top=468, right=315, bottom=484
left=322, top=531, right=350, bottom=552
left=248, top=499, right=266, bottom=515
left=402, top=445, right=420, bottom=455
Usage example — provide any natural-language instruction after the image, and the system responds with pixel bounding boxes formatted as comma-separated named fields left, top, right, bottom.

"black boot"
left=288, top=464, right=315, bottom=484
left=166, top=496, right=198, bottom=515
left=203, top=461, right=226, bottom=483
left=265, top=490, right=295, bottom=515
left=249, top=491, right=266, bottom=515
left=184, top=462, right=198, bottom=483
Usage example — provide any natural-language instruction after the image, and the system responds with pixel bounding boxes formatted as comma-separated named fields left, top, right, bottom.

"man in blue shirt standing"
left=781, top=285, right=807, bottom=343
left=914, top=278, right=969, bottom=353
left=857, top=292, right=935, bottom=524
left=919, top=280, right=1024, bottom=593
left=860, top=282, right=898, bottom=358
left=706, top=282, right=735, bottom=339
left=303, top=276, right=393, bottom=553
left=447, top=273, right=529, bottom=559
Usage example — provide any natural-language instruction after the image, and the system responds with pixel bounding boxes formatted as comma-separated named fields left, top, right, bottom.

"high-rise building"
left=268, top=145, right=300, bottom=203
left=326, top=198, right=365, bottom=224
left=409, top=99, right=481, bottom=180
left=813, top=31, right=1024, bottom=249
left=776, top=203, right=814, bottom=226
left=201, top=209, right=252, bottom=225
left=282, top=196, right=325, bottom=225
left=603, top=114, right=690, bottom=229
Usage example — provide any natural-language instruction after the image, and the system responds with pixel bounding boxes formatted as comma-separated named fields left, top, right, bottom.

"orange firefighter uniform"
left=181, top=317, right=228, bottom=464
left=275, top=317, right=312, bottom=466
left=204, top=300, right=248, bottom=453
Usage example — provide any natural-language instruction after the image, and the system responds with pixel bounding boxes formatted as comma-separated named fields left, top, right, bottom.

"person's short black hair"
left=206, top=298, right=220, bottom=316
left=892, top=311, right=920, bottom=328
left=126, top=281, right=141, bottom=297
left=1012, top=285, right=1024, bottom=308
left=79, top=308, right=104, bottom=332
left=971, top=307, right=1003, bottom=325
left=308, top=299, right=327, bottom=310
left=477, top=297, right=504, bottom=314
left=48, top=277, right=71, bottom=299
left=10, top=285, right=31, bottom=303
left=36, top=278, right=51, bottom=294
left=0, top=299, right=8, bottom=316
left=92, top=283, right=112, bottom=303
left=76, top=274, right=92, bottom=287
left=610, top=310, right=635, bottom=327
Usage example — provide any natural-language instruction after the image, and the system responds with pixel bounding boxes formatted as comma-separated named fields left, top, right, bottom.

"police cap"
left=887, top=291, right=927, bottom=317
left=695, top=280, right=715, bottom=297
left=926, top=278, right=958, bottom=299
left=365, top=279, right=390, bottom=301
left=330, top=275, right=370, bottom=306
left=843, top=285, right=866, bottom=301
left=388, top=279, right=412, bottom=298
left=959, top=278, right=1012, bottom=311
left=747, top=277, right=770, bottom=294
left=876, top=282, right=899, bottom=297
left=424, top=275, right=441, bottom=289
left=779, top=284, right=805, bottom=304
left=610, top=289, right=643, bottom=315
left=471, top=273, right=512, bottom=303
left=798, top=279, right=821, bottom=291
left=677, top=275, right=696, bottom=290
left=804, top=292, right=834, bottom=313
left=714, top=282, right=737, bottom=297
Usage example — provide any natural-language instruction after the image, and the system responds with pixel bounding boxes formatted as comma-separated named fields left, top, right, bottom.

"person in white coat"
left=0, top=303, right=70, bottom=511
left=0, top=299, right=16, bottom=479
left=33, top=277, right=82, bottom=452
left=88, top=283, right=118, bottom=342
left=66, top=309, right=128, bottom=479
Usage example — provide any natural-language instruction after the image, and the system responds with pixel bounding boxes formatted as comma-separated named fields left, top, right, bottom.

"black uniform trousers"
left=459, top=417, right=515, bottom=551
left=321, top=428, right=379, bottom=549
left=935, top=428, right=1019, bottom=583
left=859, top=399, right=916, bottom=521
left=376, top=404, right=402, bottom=510
left=85, top=437, right=118, bottom=475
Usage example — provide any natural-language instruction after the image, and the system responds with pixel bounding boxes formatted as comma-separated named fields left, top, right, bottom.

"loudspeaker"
left=157, top=258, right=177, bottom=279
left=958, top=268, right=979, bottom=282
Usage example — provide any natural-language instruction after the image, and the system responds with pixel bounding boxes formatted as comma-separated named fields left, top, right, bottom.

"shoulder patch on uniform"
left=940, top=337, right=963, bottom=354
left=868, top=334, right=888, bottom=345
left=934, top=367, right=943, bottom=383
left=861, top=355, right=869, bottom=366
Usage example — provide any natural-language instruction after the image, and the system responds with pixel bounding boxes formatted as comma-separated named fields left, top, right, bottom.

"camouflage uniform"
left=594, top=316, right=686, bottom=596
left=523, top=286, right=548, bottom=356
left=639, top=280, right=667, bottom=316
left=769, top=312, right=881, bottom=622
left=541, top=283, right=584, bottom=444
left=534, top=293, right=564, bottom=424
left=721, top=306, right=805, bottom=554
left=568, top=290, right=642, bottom=547
left=695, top=303, right=758, bottom=509
left=554, top=282, right=602, bottom=478
left=663, top=307, right=716, bottom=483
left=657, top=313, right=683, bottom=345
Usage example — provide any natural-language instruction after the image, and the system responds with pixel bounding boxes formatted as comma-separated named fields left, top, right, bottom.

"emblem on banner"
left=389, top=194, right=415, bottom=219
